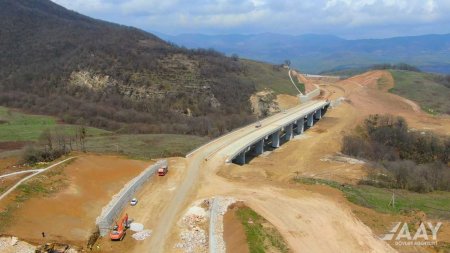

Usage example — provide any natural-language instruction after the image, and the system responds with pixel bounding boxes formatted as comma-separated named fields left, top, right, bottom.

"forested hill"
left=0, top=0, right=269, bottom=136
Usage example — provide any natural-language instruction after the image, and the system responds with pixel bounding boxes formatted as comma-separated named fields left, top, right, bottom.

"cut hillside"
left=389, top=70, right=450, bottom=115
left=0, top=0, right=290, bottom=137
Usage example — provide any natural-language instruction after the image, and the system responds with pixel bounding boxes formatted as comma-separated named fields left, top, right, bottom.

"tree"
left=284, top=59, right=291, bottom=67
left=78, top=126, right=87, bottom=152
left=39, top=129, right=53, bottom=151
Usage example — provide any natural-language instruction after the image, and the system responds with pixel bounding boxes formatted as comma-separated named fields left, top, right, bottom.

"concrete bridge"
left=221, top=100, right=330, bottom=165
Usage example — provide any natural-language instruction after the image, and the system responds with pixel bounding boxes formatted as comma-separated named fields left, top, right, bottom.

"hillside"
left=161, top=33, right=450, bottom=74
left=0, top=0, right=292, bottom=137
left=389, top=70, right=450, bottom=115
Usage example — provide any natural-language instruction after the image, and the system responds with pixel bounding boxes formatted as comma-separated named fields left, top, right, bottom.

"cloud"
left=51, top=0, right=450, bottom=38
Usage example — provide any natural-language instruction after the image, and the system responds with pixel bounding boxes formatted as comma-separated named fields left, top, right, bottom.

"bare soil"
left=0, top=155, right=150, bottom=246
left=275, top=94, right=299, bottom=110
left=0, top=142, right=28, bottom=152
left=223, top=203, right=249, bottom=253
left=94, top=157, right=186, bottom=253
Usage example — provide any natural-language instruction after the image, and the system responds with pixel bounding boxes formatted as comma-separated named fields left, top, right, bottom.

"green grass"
left=0, top=106, right=110, bottom=142
left=295, top=178, right=450, bottom=219
left=85, top=134, right=209, bottom=160
left=377, top=76, right=390, bottom=90
left=389, top=70, right=450, bottom=115
left=0, top=106, right=209, bottom=160
left=292, top=77, right=305, bottom=94
left=236, top=206, right=290, bottom=253
left=242, top=59, right=298, bottom=95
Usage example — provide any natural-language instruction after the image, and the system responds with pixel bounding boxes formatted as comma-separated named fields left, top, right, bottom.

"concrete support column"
left=271, top=131, right=280, bottom=148
left=307, top=113, right=314, bottom=127
left=285, top=124, right=293, bottom=141
left=314, top=109, right=322, bottom=120
left=235, top=152, right=246, bottom=165
left=295, top=118, right=304, bottom=134
left=255, top=139, right=264, bottom=155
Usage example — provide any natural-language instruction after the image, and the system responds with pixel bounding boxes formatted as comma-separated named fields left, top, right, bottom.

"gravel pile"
left=209, top=197, right=236, bottom=253
left=131, top=230, right=152, bottom=241
left=0, top=236, right=35, bottom=253
left=129, top=222, right=144, bottom=232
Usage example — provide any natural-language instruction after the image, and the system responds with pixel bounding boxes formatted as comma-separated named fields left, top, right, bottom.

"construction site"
left=1, top=70, right=450, bottom=253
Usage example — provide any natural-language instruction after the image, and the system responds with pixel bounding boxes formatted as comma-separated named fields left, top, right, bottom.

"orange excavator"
left=109, top=213, right=129, bottom=241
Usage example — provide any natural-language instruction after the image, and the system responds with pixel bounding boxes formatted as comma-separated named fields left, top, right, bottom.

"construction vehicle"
left=109, top=214, right=129, bottom=241
left=157, top=165, right=168, bottom=176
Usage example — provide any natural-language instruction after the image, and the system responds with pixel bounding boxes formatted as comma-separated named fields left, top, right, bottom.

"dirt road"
left=144, top=100, right=330, bottom=252
left=122, top=98, right=397, bottom=253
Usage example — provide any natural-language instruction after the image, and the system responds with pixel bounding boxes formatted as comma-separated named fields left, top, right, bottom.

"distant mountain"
left=160, top=33, right=450, bottom=74
left=0, top=0, right=292, bottom=136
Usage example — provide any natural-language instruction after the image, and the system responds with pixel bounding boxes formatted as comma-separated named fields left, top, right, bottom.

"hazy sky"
left=51, top=0, right=450, bottom=39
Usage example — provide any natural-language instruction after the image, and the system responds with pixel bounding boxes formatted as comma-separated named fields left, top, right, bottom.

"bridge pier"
left=307, top=113, right=314, bottom=127
left=295, top=118, right=304, bottom=134
left=271, top=131, right=280, bottom=148
left=285, top=124, right=293, bottom=141
left=314, top=109, right=322, bottom=120
left=255, top=139, right=264, bottom=155
left=235, top=152, right=246, bottom=165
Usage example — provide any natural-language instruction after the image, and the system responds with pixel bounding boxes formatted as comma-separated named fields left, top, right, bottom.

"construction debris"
left=175, top=200, right=209, bottom=253
left=131, top=230, right=152, bottom=241
left=175, top=197, right=237, bottom=253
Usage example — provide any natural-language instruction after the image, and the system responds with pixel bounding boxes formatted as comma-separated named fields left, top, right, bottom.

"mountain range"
left=159, top=33, right=450, bottom=74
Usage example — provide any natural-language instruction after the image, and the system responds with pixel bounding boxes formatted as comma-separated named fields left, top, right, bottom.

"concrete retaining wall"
left=96, top=160, right=168, bottom=236
left=299, top=88, right=321, bottom=103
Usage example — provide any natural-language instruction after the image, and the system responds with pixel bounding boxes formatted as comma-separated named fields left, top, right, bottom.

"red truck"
left=157, top=165, right=168, bottom=176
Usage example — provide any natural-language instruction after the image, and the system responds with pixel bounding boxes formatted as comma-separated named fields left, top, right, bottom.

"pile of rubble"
left=131, top=230, right=152, bottom=241
left=0, top=236, right=35, bottom=253
left=175, top=200, right=209, bottom=253
left=175, top=229, right=207, bottom=253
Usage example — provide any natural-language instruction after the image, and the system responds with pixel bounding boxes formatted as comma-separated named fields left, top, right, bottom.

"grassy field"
left=242, top=59, right=298, bottom=95
left=85, top=134, right=209, bottom=160
left=295, top=178, right=450, bottom=220
left=0, top=106, right=109, bottom=142
left=291, top=76, right=305, bottom=94
left=0, top=106, right=209, bottom=160
left=236, top=205, right=290, bottom=253
left=389, top=70, right=450, bottom=115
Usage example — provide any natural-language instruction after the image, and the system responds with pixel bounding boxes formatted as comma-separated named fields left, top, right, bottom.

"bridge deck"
left=217, top=100, right=329, bottom=163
